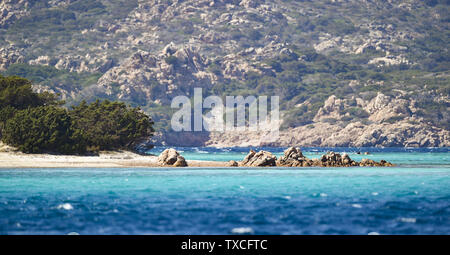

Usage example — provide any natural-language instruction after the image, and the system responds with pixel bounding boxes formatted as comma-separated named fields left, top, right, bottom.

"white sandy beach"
left=0, top=151, right=228, bottom=168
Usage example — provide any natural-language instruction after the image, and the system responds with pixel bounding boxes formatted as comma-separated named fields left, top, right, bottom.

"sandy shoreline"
left=0, top=151, right=228, bottom=168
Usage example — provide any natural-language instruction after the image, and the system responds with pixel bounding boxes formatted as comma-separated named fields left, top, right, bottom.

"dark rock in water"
left=241, top=149, right=256, bottom=166
left=274, top=148, right=393, bottom=167
left=227, top=160, right=238, bottom=167
left=240, top=150, right=277, bottom=167
left=318, top=151, right=358, bottom=167
left=341, top=153, right=354, bottom=165
left=317, top=152, right=393, bottom=167
left=380, top=160, right=394, bottom=166
left=173, top=156, right=188, bottom=167
left=238, top=148, right=393, bottom=168
left=158, top=148, right=187, bottom=167
left=276, top=147, right=307, bottom=167
left=360, top=158, right=394, bottom=167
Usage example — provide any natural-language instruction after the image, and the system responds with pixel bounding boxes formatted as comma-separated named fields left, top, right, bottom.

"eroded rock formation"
left=240, top=149, right=277, bottom=167
left=239, top=147, right=394, bottom=167
left=157, top=148, right=187, bottom=167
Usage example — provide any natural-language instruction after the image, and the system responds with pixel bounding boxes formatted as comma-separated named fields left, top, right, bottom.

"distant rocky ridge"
left=154, top=92, right=449, bottom=147
left=0, top=0, right=448, bottom=147
left=96, top=43, right=217, bottom=104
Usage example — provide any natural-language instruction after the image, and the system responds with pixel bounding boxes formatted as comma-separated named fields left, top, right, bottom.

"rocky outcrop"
left=157, top=148, right=187, bottom=167
left=0, top=46, right=24, bottom=71
left=240, top=150, right=277, bottom=167
left=227, top=160, right=239, bottom=167
left=96, top=43, right=217, bottom=104
left=173, top=156, right=188, bottom=167
left=239, top=148, right=393, bottom=167
left=276, top=148, right=358, bottom=167
left=0, top=0, right=29, bottom=27
left=315, top=151, right=393, bottom=167
left=276, top=147, right=307, bottom=167
left=204, top=92, right=449, bottom=148
left=318, top=152, right=358, bottom=167
left=359, top=158, right=393, bottom=167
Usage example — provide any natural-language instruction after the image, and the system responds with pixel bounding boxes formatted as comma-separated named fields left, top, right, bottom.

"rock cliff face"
left=0, top=0, right=29, bottom=27
left=1, top=0, right=448, bottom=147
left=96, top=43, right=217, bottom=104
left=204, top=93, right=449, bottom=147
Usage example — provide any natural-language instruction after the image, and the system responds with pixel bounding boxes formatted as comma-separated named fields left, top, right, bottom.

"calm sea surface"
left=0, top=147, right=449, bottom=234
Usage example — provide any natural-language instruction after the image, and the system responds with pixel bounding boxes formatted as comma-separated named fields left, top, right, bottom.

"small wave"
left=283, top=196, right=291, bottom=200
left=193, top=148, right=208, bottom=153
left=372, top=192, right=379, bottom=196
left=368, top=232, right=380, bottom=235
left=352, top=204, right=363, bottom=208
left=67, top=232, right=80, bottom=235
left=320, top=193, right=328, bottom=197
left=399, top=217, right=416, bottom=223
left=57, top=203, right=74, bottom=210
left=231, top=227, right=254, bottom=234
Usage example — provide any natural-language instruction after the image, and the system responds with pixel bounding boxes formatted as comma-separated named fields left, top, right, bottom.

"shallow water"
left=0, top=147, right=449, bottom=234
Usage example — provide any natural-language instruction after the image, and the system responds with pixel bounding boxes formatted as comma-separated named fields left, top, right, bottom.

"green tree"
left=69, top=100, right=154, bottom=151
left=0, top=75, right=60, bottom=109
left=2, top=106, right=81, bottom=154
left=0, top=75, right=154, bottom=154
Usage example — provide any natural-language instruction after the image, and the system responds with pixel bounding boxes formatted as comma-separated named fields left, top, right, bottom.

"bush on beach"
left=0, top=75, right=154, bottom=154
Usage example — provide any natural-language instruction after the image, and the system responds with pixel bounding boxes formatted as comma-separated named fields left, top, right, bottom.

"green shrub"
left=0, top=75, right=154, bottom=154
left=2, top=106, right=80, bottom=154
left=2, top=64, right=102, bottom=91
left=69, top=100, right=154, bottom=151
left=0, top=75, right=60, bottom=109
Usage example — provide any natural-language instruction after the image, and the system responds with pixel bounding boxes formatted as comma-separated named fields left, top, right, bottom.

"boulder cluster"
left=239, top=150, right=277, bottom=167
left=276, top=147, right=308, bottom=167
left=157, top=148, right=187, bottom=167
left=239, top=147, right=393, bottom=167
left=156, top=147, right=394, bottom=168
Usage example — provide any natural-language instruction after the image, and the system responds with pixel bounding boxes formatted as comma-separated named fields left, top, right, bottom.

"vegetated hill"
left=0, top=0, right=449, bottom=146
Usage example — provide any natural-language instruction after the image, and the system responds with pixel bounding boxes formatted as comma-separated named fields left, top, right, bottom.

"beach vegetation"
left=0, top=75, right=154, bottom=154
left=69, top=100, right=154, bottom=152
left=2, top=106, right=82, bottom=154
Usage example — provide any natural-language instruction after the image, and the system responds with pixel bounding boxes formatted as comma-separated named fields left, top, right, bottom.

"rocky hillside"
left=0, top=0, right=449, bottom=147
left=205, top=93, right=449, bottom=147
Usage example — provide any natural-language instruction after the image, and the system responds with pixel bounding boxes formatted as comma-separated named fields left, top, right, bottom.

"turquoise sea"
left=0, top=147, right=449, bottom=235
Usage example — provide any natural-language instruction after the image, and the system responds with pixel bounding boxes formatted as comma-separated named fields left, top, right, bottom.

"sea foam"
left=231, top=227, right=254, bottom=234
left=57, top=203, right=74, bottom=210
left=399, top=217, right=416, bottom=223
